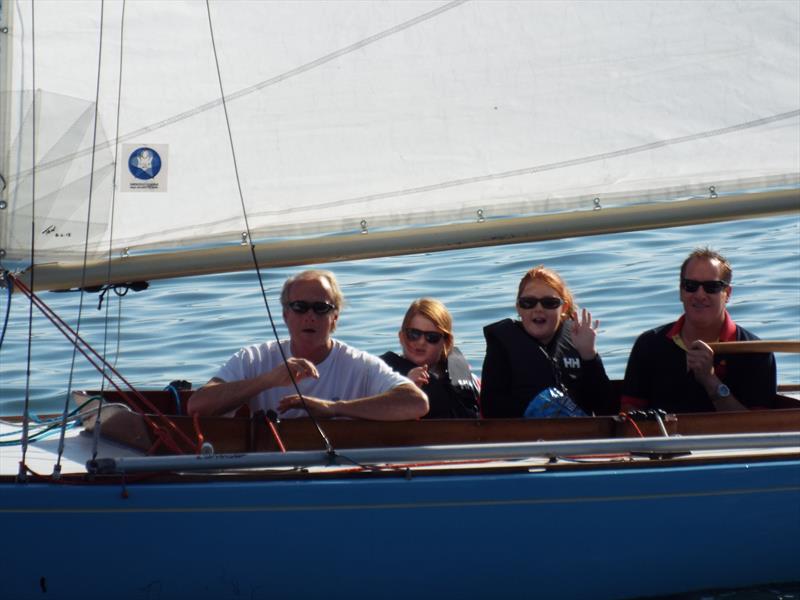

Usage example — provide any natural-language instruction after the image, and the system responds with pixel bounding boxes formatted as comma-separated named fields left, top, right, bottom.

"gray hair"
left=280, top=269, right=345, bottom=309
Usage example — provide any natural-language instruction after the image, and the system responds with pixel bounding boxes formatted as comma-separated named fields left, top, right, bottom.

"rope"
left=0, top=397, right=99, bottom=446
left=96, top=0, right=127, bottom=461
left=18, top=0, right=38, bottom=482
left=54, top=0, right=106, bottom=479
left=619, top=412, right=645, bottom=438
left=204, top=1, right=335, bottom=455
left=0, top=271, right=12, bottom=350
left=9, top=275, right=195, bottom=454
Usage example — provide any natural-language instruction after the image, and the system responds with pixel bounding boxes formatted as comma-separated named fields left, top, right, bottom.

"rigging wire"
left=54, top=0, right=106, bottom=477
left=0, top=271, right=12, bottom=350
left=204, top=0, right=334, bottom=456
left=18, top=0, right=37, bottom=482
left=99, top=0, right=126, bottom=412
left=8, top=275, right=195, bottom=454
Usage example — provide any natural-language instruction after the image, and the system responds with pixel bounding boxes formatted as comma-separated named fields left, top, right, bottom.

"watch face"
left=717, top=383, right=731, bottom=398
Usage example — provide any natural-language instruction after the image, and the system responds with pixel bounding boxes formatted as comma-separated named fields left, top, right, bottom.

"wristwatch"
left=713, top=383, right=731, bottom=400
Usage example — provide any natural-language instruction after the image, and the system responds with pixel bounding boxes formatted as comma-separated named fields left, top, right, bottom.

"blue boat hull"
left=2, top=458, right=799, bottom=599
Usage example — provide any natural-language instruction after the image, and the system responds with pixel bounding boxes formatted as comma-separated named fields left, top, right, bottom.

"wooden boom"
left=709, top=340, right=800, bottom=354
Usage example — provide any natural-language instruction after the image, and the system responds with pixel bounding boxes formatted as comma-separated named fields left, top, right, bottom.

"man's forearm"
left=187, top=376, right=270, bottom=416
left=332, top=384, right=429, bottom=421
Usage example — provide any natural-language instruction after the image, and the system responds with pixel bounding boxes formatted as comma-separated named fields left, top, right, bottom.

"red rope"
left=265, top=415, right=287, bottom=453
left=619, top=411, right=645, bottom=438
left=193, top=412, right=206, bottom=455
left=10, top=275, right=194, bottom=454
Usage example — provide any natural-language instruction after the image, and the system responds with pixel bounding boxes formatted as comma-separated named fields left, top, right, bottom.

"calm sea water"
left=1, top=215, right=799, bottom=599
left=0, top=214, right=798, bottom=414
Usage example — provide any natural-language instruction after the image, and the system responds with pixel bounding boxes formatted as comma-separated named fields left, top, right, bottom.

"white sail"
left=1, top=0, right=798, bottom=289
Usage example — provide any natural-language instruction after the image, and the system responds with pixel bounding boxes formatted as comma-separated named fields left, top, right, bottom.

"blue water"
left=0, top=214, right=798, bottom=414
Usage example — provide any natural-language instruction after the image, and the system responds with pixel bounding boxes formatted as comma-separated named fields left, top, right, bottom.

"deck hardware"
left=121, top=247, right=130, bottom=258
left=653, top=411, right=669, bottom=437
left=360, top=219, right=368, bottom=234
left=240, top=232, right=249, bottom=245
left=708, top=185, right=717, bottom=199
left=593, top=197, right=602, bottom=211
left=477, top=208, right=485, bottom=223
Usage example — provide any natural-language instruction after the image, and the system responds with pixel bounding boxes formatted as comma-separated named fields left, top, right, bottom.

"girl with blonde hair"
left=381, top=298, right=480, bottom=419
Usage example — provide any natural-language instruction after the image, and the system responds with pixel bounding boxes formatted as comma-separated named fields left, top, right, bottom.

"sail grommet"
left=477, top=209, right=485, bottom=223
left=360, top=219, right=368, bottom=234
left=0, top=27, right=8, bottom=34
left=708, top=186, right=718, bottom=199
left=0, top=200, right=7, bottom=210
left=593, top=197, right=602, bottom=211
left=0, top=249, right=5, bottom=258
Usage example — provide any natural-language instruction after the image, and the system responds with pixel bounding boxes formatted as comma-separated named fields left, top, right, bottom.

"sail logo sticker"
left=123, top=144, right=168, bottom=192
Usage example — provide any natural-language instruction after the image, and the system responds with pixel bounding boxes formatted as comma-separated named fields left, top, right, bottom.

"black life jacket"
left=380, top=347, right=480, bottom=419
left=482, top=319, right=612, bottom=416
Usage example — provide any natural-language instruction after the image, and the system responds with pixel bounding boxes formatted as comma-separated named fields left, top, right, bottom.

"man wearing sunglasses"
left=187, top=270, right=429, bottom=420
left=621, top=248, right=776, bottom=413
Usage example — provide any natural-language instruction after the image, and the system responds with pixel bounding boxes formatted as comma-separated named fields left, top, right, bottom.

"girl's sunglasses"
left=404, top=328, right=445, bottom=344
left=287, top=300, right=336, bottom=315
left=517, top=296, right=563, bottom=310
left=681, top=279, right=729, bottom=294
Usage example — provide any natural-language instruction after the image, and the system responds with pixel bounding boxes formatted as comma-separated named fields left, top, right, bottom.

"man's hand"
left=278, top=394, right=336, bottom=418
left=265, top=357, right=319, bottom=388
left=686, top=339, right=715, bottom=384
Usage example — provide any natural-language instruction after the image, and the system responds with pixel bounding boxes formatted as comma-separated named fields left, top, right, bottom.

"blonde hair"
left=517, top=265, right=576, bottom=318
left=401, top=298, right=454, bottom=359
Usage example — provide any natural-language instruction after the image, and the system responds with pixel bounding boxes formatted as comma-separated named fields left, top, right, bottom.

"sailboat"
left=1, top=1, right=798, bottom=599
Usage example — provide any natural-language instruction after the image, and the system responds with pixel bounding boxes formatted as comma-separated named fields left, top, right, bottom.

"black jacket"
left=380, top=347, right=480, bottom=419
left=481, top=318, right=616, bottom=417
left=622, top=321, right=776, bottom=413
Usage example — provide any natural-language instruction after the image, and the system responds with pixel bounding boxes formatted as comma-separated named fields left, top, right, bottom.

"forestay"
left=0, top=0, right=798, bottom=290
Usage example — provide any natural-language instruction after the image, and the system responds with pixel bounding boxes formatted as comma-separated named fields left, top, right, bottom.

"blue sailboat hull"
left=2, top=457, right=799, bottom=599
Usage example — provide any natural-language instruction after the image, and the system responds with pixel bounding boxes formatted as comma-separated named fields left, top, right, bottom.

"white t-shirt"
left=214, top=338, right=412, bottom=418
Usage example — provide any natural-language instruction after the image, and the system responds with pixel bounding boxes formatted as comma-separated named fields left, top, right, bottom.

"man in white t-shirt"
left=187, top=270, right=429, bottom=420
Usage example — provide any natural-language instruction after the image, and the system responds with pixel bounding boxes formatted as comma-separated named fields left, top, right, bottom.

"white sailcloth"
left=0, top=0, right=798, bottom=288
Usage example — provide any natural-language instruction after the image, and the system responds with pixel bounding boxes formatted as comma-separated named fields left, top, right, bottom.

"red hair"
left=517, top=265, right=576, bottom=318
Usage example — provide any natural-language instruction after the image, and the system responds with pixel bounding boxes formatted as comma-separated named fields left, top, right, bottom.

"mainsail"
left=1, top=0, right=798, bottom=291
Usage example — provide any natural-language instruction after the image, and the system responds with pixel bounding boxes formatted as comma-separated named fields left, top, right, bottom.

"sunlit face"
left=399, top=314, right=446, bottom=367
left=516, top=279, right=566, bottom=345
left=283, top=277, right=339, bottom=349
left=680, top=257, right=731, bottom=331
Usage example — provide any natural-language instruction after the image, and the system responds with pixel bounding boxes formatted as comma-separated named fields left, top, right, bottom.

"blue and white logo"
left=128, top=147, right=162, bottom=180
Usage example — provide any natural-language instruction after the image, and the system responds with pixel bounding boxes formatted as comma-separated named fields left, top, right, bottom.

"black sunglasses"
left=287, top=300, right=337, bottom=315
left=404, top=328, right=445, bottom=344
left=517, top=296, right=563, bottom=310
left=681, top=279, right=729, bottom=294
